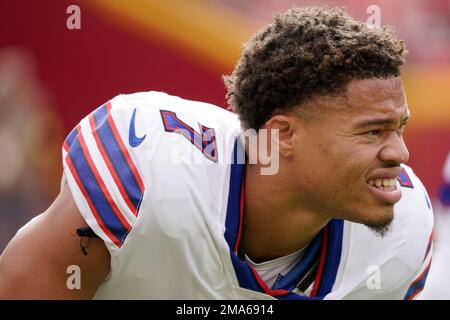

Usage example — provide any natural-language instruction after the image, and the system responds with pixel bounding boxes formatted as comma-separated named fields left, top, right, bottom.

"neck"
left=242, top=163, right=329, bottom=263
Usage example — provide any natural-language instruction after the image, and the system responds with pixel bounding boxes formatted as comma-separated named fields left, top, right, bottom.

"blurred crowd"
left=0, top=48, right=62, bottom=252
left=219, top=0, right=450, bottom=63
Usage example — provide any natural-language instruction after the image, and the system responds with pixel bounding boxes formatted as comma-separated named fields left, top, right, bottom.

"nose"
left=378, top=133, right=410, bottom=165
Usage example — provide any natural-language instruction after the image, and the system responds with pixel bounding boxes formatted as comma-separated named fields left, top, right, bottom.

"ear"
left=263, top=114, right=298, bottom=157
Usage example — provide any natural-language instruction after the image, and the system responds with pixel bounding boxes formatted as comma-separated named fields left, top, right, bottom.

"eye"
left=365, top=129, right=382, bottom=136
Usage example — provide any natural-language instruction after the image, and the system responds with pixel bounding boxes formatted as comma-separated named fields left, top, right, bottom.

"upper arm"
left=62, top=98, right=145, bottom=252
left=0, top=95, right=146, bottom=299
left=0, top=180, right=110, bottom=299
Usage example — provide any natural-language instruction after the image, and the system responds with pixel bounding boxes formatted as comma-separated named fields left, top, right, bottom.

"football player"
left=0, top=7, right=433, bottom=299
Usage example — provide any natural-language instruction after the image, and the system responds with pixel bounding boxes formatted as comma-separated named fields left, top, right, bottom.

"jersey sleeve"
left=62, top=95, right=146, bottom=253
left=403, top=235, right=433, bottom=300
left=400, top=165, right=434, bottom=300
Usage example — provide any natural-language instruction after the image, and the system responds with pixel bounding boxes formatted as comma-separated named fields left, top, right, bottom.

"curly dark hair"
left=224, top=6, right=407, bottom=130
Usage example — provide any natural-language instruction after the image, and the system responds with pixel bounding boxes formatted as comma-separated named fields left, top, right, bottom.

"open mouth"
left=367, top=178, right=402, bottom=204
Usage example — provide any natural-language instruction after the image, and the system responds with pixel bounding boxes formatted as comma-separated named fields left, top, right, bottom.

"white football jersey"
left=62, top=91, right=433, bottom=300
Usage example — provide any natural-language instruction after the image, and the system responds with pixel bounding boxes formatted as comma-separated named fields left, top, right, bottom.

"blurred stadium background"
left=0, top=0, right=449, bottom=298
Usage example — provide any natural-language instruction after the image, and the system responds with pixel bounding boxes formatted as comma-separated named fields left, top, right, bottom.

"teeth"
left=368, top=178, right=397, bottom=189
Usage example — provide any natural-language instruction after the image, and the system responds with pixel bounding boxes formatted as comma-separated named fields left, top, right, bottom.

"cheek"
left=316, top=148, right=370, bottom=196
left=294, top=136, right=371, bottom=190
left=338, top=158, right=370, bottom=191
left=294, top=149, right=340, bottom=191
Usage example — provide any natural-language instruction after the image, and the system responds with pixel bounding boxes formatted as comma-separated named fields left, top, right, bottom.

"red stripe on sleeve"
left=77, top=126, right=132, bottom=232
left=89, top=114, right=139, bottom=216
left=105, top=102, right=145, bottom=194
left=406, top=257, right=433, bottom=300
left=65, top=155, right=122, bottom=248
left=63, top=141, right=70, bottom=153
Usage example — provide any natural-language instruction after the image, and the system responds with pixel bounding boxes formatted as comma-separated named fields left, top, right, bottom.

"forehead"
left=344, top=77, right=407, bottom=115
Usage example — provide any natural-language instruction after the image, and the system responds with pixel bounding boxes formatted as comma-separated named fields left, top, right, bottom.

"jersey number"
left=160, top=110, right=217, bottom=162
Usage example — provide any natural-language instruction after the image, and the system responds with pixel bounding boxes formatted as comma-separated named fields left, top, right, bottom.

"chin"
left=343, top=204, right=394, bottom=238
left=363, top=206, right=395, bottom=238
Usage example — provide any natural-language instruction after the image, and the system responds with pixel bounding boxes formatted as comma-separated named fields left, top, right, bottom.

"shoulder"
left=61, top=91, right=241, bottom=253
left=107, top=91, right=242, bottom=148
left=115, top=91, right=240, bottom=125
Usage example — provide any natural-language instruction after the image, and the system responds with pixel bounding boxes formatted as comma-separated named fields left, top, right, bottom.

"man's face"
left=291, top=77, right=410, bottom=235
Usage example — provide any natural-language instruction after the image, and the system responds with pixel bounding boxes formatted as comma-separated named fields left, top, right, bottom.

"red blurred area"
left=1, top=0, right=449, bottom=197
left=0, top=0, right=227, bottom=131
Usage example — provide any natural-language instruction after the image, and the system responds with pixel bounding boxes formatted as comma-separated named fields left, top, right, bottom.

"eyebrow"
left=356, top=114, right=411, bottom=128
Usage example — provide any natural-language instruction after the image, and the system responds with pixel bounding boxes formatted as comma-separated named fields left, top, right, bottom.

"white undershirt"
left=245, top=246, right=307, bottom=289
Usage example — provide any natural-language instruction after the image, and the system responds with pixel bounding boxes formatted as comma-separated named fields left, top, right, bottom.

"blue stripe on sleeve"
left=93, top=105, right=143, bottom=211
left=404, top=263, right=431, bottom=300
left=68, top=135, right=129, bottom=244
left=65, top=127, right=78, bottom=149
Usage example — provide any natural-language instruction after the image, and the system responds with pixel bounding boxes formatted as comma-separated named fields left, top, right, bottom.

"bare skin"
left=243, top=77, right=410, bottom=262
left=0, top=180, right=110, bottom=299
